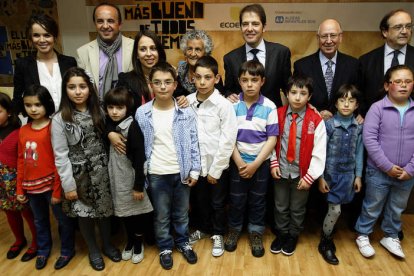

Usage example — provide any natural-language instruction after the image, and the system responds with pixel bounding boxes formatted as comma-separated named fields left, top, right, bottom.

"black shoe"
left=281, top=234, right=298, bottom=256
left=104, top=248, right=122, bottom=262
left=270, top=234, right=287, bottom=254
left=318, top=235, right=339, bottom=265
left=249, top=232, right=265, bottom=257
left=89, top=257, right=105, bottom=271
left=7, top=240, right=27, bottom=259
left=35, top=256, right=48, bottom=270
left=54, top=254, right=74, bottom=270
left=21, top=248, right=37, bottom=262
left=177, top=243, right=197, bottom=264
left=159, top=250, right=173, bottom=270
left=224, top=228, right=240, bottom=252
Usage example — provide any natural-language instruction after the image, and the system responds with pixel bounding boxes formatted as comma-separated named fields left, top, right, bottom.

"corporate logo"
left=219, top=6, right=240, bottom=29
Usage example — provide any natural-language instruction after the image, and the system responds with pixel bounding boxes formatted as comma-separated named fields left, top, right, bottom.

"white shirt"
left=384, top=43, right=407, bottom=74
left=245, top=39, right=266, bottom=68
left=37, top=61, right=62, bottom=111
left=187, top=89, right=238, bottom=178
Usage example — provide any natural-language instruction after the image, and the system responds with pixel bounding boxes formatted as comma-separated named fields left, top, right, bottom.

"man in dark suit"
left=359, top=9, right=413, bottom=115
left=293, top=19, right=359, bottom=120
left=223, top=4, right=291, bottom=107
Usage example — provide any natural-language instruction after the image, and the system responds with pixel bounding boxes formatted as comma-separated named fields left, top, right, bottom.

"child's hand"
left=320, top=110, right=333, bottom=121
left=239, top=163, right=258, bottom=179
left=355, top=114, right=364, bottom=124
left=397, top=169, right=412, bottom=181
left=387, top=165, right=403, bottom=178
left=51, top=197, right=61, bottom=205
left=227, top=93, right=239, bottom=103
left=186, top=177, right=198, bottom=187
left=297, top=178, right=310, bottom=190
left=354, top=177, right=362, bottom=193
left=271, top=167, right=281, bottom=179
left=108, top=132, right=126, bottom=155
left=207, top=175, right=218, bottom=184
left=17, top=195, right=28, bottom=203
left=176, top=96, right=189, bottom=108
left=318, top=178, right=330, bottom=193
left=133, top=191, right=144, bottom=200
left=65, top=191, right=78, bottom=201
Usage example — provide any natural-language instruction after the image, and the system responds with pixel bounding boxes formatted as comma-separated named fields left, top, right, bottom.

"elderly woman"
left=175, top=30, right=224, bottom=96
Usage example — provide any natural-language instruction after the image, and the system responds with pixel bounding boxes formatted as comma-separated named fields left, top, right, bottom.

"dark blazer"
left=13, top=52, right=77, bottom=113
left=223, top=40, right=291, bottom=107
left=358, top=44, right=414, bottom=115
left=293, top=50, right=359, bottom=112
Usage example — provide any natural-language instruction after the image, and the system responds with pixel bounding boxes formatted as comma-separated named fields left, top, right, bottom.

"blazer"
left=13, top=52, right=77, bottom=113
left=358, top=44, right=414, bottom=115
left=223, top=40, right=291, bottom=107
left=293, top=50, right=358, bottom=112
left=76, top=35, right=134, bottom=89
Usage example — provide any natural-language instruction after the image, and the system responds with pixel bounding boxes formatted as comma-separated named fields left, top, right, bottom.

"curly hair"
left=179, top=30, right=213, bottom=55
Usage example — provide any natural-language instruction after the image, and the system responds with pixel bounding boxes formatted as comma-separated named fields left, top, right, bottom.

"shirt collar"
left=239, top=92, right=265, bottom=105
left=245, top=39, right=266, bottom=55
left=319, top=50, right=338, bottom=65
left=287, top=105, right=306, bottom=118
left=384, top=43, right=407, bottom=57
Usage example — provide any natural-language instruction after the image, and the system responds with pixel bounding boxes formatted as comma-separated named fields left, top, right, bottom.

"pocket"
left=365, top=166, right=378, bottom=178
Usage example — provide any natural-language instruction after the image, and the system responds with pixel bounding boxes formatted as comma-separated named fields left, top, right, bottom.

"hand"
left=227, top=93, right=239, bottom=103
left=320, top=110, right=333, bottom=121
left=387, top=165, right=403, bottom=178
left=354, top=176, right=362, bottom=193
left=108, top=132, right=126, bottom=155
left=318, top=178, right=330, bottom=193
left=51, top=196, right=61, bottom=205
left=176, top=95, right=189, bottom=108
left=297, top=178, right=310, bottom=190
left=133, top=191, right=144, bottom=200
left=397, top=170, right=412, bottom=181
left=355, top=114, right=364, bottom=124
left=65, top=190, right=78, bottom=201
left=17, top=195, right=28, bottom=203
left=186, top=177, right=198, bottom=187
left=207, top=175, right=218, bottom=184
left=271, top=167, right=281, bottom=179
left=239, top=162, right=258, bottom=179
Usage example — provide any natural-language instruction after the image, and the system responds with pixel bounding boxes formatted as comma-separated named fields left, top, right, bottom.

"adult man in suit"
left=223, top=4, right=291, bottom=107
left=293, top=19, right=359, bottom=120
left=359, top=9, right=413, bottom=115
left=77, top=3, right=134, bottom=100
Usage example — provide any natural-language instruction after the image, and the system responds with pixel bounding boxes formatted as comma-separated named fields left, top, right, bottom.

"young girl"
left=16, top=85, right=75, bottom=270
left=104, top=87, right=153, bottom=264
left=51, top=67, right=120, bottom=271
left=355, top=65, right=414, bottom=259
left=0, top=92, right=37, bottom=262
left=318, top=84, right=363, bottom=265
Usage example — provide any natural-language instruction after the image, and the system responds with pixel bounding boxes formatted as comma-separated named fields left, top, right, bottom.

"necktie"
left=391, top=50, right=400, bottom=68
left=250, top=48, right=260, bottom=62
left=325, top=60, right=334, bottom=98
left=286, top=113, right=298, bottom=163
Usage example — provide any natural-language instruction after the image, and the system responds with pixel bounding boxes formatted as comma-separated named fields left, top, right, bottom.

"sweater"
left=0, top=128, right=19, bottom=168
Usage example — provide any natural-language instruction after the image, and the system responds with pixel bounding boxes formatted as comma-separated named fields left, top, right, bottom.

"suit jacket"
left=293, top=50, right=358, bottom=112
left=223, top=40, right=291, bottom=107
left=76, top=35, right=134, bottom=89
left=13, top=52, right=77, bottom=113
left=359, top=44, right=414, bottom=115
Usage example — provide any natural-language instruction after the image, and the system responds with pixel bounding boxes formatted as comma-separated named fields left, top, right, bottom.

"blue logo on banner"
left=275, top=16, right=284, bottom=23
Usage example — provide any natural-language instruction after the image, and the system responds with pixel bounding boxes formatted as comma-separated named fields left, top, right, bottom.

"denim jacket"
left=135, top=100, right=201, bottom=183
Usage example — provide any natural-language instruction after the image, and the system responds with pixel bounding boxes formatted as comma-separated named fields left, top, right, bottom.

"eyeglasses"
left=389, top=79, right=413, bottom=86
left=151, top=80, right=175, bottom=87
left=318, top=33, right=342, bottom=41
left=389, top=23, right=413, bottom=32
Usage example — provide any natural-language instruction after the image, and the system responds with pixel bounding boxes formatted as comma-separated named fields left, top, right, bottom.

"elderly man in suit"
left=223, top=4, right=291, bottom=107
left=77, top=3, right=133, bottom=100
left=293, top=19, right=359, bottom=121
left=359, top=9, right=413, bottom=114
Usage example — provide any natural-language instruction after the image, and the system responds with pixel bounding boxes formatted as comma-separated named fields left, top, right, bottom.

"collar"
left=239, top=92, right=265, bottom=105
left=383, top=95, right=414, bottom=109
left=116, top=116, right=133, bottom=131
left=319, top=50, right=338, bottom=65
left=287, top=105, right=306, bottom=118
left=384, top=43, right=407, bottom=57
left=333, top=113, right=358, bottom=127
left=245, top=39, right=266, bottom=55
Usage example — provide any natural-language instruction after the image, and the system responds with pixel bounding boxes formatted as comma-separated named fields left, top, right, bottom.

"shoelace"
left=159, top=249, right=172, bottom=256
left=190, top=230, right=201, bottom=240
left=181, top=243, right=192, bottom=251
left=212, top=236, right=222, bottom=248
left=251, top=235, right=261, bottom=248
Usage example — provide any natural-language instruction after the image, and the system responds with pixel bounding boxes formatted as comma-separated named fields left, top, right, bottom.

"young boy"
left=270, top=76, right=326, bottom=256
left=225, top=60, right=278, bottom=258
left=187, top=56, right=237, bottom=257
left=135, top=62, right=201, bottom=270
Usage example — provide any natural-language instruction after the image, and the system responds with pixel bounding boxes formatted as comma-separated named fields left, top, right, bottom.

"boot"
left=318, top=233, right=339, bottom=265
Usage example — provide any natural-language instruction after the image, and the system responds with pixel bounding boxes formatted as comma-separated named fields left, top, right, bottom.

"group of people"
left=0, top=1, right=413, bottom=272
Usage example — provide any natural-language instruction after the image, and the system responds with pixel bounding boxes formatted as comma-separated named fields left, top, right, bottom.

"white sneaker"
left=131, top=244, right=144, bottom=264
left=380, top=237, right=405, bottom=258
left=211, top=235, right=224, bottom=257
left=356, top=235, right=375, bottom=258
left=122, top=245, right=133, bottom=261
left=189, top=230, right=209, bottom=244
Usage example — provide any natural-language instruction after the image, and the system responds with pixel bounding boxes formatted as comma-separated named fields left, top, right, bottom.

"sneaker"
left=177, top=243, right=197, bottom=264
left=131, top=244, right=144, bottom=264
left=249, top=232, right=265, bottom=257
left=270, top=234, right=287, bottom=254
left=224, top=228, right=240, bottom=252
left=189, top=230, right=209, bottom=244
left=281, top=234, right=298, bottom=256
left=380, top=237, right=405, bottom=258
left=211, top=235, right=224, bottom=257
left=356, top=235, right=375, bottom=258
left=122, top=245, right=133, bottom=261
left=159, top=250, right=173, bottom=270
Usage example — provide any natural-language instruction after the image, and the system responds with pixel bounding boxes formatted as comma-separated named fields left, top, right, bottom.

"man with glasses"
left=359, top=9, right=414, bottom=114
left=293, top=19, right=359, bottom=121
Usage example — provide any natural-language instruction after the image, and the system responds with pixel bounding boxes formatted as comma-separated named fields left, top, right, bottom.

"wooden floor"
left=1, top=212, right=414, bottom=275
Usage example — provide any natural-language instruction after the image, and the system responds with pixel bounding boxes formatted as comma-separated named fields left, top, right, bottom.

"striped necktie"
left=325, top=60, right=334, bottom=98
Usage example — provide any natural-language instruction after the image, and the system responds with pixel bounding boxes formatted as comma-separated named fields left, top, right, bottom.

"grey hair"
left=179, top=30, right=213, bottom=55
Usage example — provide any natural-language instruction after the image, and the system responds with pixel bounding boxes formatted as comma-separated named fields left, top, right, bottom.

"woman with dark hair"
left=13, top=13, right=77, bottom=113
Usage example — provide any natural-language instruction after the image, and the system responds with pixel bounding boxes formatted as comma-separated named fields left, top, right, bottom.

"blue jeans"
left=148, top=173, right=190, bottom=251
left=355, top=166, right=414, bottom=238
left=228, top=160, right=270, bottom=234
left=28, top=191, right=75, bottom=257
